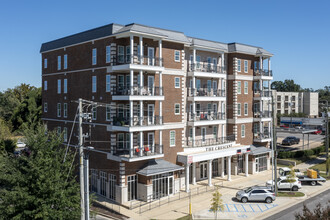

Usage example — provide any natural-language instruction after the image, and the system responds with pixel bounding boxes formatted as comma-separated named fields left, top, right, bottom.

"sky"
left=0, top=0, right=329, bottom=91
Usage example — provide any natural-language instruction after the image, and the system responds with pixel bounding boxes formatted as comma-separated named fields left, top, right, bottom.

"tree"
left=210, top=187, right=224, bottom=219
left=287, top=165, right=297, bottom=192
left=271, top=79, right=302, bottom=92
left=0, top=125, right=81, bottom=219
left=295, top=201, right=330, bottom=220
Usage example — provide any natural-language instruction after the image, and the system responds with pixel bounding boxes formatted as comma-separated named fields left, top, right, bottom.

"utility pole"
left=78, top=98, right=85, bottom=220
left=324, top=101, right=329, bottom=176
left=271, top=94, right=278, bottom=195
left=84, top=148, right=93, bottom=220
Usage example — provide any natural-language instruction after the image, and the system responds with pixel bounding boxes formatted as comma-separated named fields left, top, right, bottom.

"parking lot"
left=276, top=131, right=324, bottom=151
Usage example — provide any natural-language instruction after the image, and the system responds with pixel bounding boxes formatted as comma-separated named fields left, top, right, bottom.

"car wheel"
left=241, top=197, right=248, bottom=203
left=292, top=186, right=298, bottom=191
left=311, top=181, right=317, bottom=186
left=265, top=197, right=272, bottom=204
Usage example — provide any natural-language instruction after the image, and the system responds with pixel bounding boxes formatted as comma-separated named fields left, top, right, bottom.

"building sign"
left=187, top=155, right=193, bottom=164
left=205, top=144, right=232, bottom=152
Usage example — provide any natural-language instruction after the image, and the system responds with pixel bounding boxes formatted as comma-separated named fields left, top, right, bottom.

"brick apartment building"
left=40, top=23, right=274, bottom=205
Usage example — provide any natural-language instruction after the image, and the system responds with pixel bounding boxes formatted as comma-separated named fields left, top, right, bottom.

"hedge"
left=278, top=145, right=325, bottom=159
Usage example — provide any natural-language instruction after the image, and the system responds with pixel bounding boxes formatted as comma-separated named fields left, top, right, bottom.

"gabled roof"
left=136, top=159, right=184, bottom=176
left=114, top=23, right=167, bottom=37
left=250, top=145, right=271, bottom=155
left=188, top=37, right=227, bottom=52
left=228, top=43, right=273, bottom=56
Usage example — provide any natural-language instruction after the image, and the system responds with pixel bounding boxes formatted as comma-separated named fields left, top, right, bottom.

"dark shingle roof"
left=136, top=159, right=184, bottom=176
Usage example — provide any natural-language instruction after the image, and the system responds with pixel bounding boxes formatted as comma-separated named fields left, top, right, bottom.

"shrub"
left=294, top=151, right=304, bottom=158
left=303, top=150, right=314, bottom=158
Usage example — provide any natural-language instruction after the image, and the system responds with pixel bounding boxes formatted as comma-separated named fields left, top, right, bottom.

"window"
left=106, top=75, right=111, bottom=92
left=92, top=76, right=97, bottom=93
left=244, top=60, right=248, bottom=73
left=244, top=81, right=248, bottom=94
left=277, top=95, right=281, bottom=101
left=118, top=46, right=124, bottom=63
left=213, top=126, right=217, bottom=139
left=241, top=124, right=245, bottom=138
left=57, top=79, right=61, bottom=94
left=237, top=103, right=241, bottom=116
left=237, top=59, right=241, bottom=72
left=237, top=81, right=241, bottom=94
left=106, top=46, right=111, bottom=63
left=196, top=56, right=201, bottom=68
left=100, top=171, right=107, bottom=197
left=106, top=104, right=111, bottom=121
left=92, top=48, right=97, bottom=65
left=63, top=103, right=68, bottom=118
left=201, top=127, right=206, bottom=142
left=64, top=79, right=67, bottom=94
left=44, top=102, right=48, bottom=112
left=57, top=127, right=61, bottom=136
left=189, top=128, right=193, bottom=140
left=174, top=103, right=180, bottom=115
left=57, top=103, right=61, bottom=117
left=254, top=123, right=259, bottom=133
left=174, top=77, right=180, bottom=88
left=92, top=105, right=97, bottom=120
left=44, top=81, right=47, bottom=91
left=44, top=58, right=47, bottom=69
left=174, top=50, right=180, bottom=62
left=244, top=103, right=248, bottom=115
left=170, top=131, right=175, bottom=146
left=254, top=61, right=259, bottom=71
left=64, top=54, right=68, bottom=69
left=63, top=127, right=68, bottom=142
left=57, top=56, right=61, bottom=70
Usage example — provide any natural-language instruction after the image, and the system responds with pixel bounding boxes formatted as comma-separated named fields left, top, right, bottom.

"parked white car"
left=266, top=176, right=302, bottom=191
left=16, top=141, right=26, bottom=148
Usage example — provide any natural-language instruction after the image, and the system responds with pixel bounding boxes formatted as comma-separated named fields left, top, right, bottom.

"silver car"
left=236, top=186, right=276, bottom=203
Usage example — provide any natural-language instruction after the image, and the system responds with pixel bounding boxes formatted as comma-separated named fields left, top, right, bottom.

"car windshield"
left=244, top=187, right=253, bottom=193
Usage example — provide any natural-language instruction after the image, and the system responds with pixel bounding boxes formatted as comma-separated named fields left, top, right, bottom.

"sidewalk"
left=294, top=154, right=327, bottom=170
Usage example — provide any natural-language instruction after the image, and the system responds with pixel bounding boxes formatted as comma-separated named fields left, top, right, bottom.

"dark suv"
left=282, top=136, right=300, bottom=145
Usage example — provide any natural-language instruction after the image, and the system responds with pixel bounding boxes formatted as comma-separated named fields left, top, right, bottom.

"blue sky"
left=0, top=0, right=329, bottom=91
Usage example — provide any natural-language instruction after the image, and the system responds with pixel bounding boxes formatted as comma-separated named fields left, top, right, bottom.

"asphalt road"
left=276, top=131, right=324, bottom=151
left=265, top=188, right=330, bottom=220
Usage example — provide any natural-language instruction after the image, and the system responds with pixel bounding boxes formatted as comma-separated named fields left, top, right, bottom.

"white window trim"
left=170, top=130, right=176, bottom=147
left=244, top=60, right=248, bottom=73
left=244, top=81, right=248, bottom=94
left=44, top=58, right=47, bottom=69
left=64, top=54, right=68, bottom=69
left=174, top=77, right=180, bottom=88
left=63, top=103, right=68, bottom=118
left=237, top=59, right=241, bottom=72
left=64, top=79, right=67, bottom=94
left=174, top=103, right=180, bottom=115
left=92, top=48, right=97, bottom=65
left=241, top=124, right=245, bottom=138
left=244, top=103, right=248, bottom=116
left=106, top=74, right=111, bottom=92
left=174, top=50, right=180, bottom=62
left=237, top=103, right=241, bottom=116
left=237, top=81, right=241, bottom=94
left=106, top=45, right=111, bottom=63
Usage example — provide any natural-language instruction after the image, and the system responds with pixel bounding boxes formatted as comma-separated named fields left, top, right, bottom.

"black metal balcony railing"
left=254, top=69, right=273, bottom=77
left=112, top=86, right=163, bottom=96
left=254, top=133, right=270, bottom=140
left=254, top=89, right=271, bottom=97
left=111, top=55, right=163, bottom=67
left=113, top=115, right=163, bottom=127
left=189, top=112, right=225, bottom=121
left=189, top=88, right=226, bottom=97
left=187, top=135, right=235, bottom=148
left=254, top=111, right=272, bottom=118
left=115, top=142, right=163, bottom=158
left=189, top=63, right=225, bottom=73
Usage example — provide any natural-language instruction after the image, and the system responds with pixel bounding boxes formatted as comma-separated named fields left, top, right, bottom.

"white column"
left=130, top=101, right=133, bottom=126
left=185, top=164, right=190, bottom=192
left=192, top=76, right=196, bottom=96
left=192, top=163, right=196, bottom=185
left=259, top=79, right=262, bottom=91
left=159, top=71, right=163, bottom=94
left=221, top=53, right=225, bottom=72
left=268, top=80, right=271, bottom=92
left=259, top=56, right=263, bottom=70
left=130, top=35, right=134, bottom=64
left=193, top=48, right=196, bottom=70
left=192, top=126, right=196, bottom=147
left=139, top=131, right=143, bottom=156
left=139, top=70, right=143, bottom=91
left=208, top=160, right=213, bottom=186
left=227, top=156, right=231, bottom=181
left=159, top=130, right=163, bottom=154
left=260, top=100, right=263, bottom=113
left=130, top=70, right=134, bottom=95
left=268, top=58, right=271, bottom=72
left=129, top=132, right=134, bottom=158
left=222, top=124, right=225, bottom=142
left=139, top=101, right=143, bottom=125
left=221, top=157, right=225, bottom=178
left=245, top=153, right=249, bottom=177
left=139, top=36, right=143, bottom=64
left=158, top=39, right=162, bottom=66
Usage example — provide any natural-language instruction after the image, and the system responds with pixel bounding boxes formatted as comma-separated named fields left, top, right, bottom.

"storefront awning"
left=250, top=146, right=271, bottom=155
left=137, top=159, right=184, bottom=176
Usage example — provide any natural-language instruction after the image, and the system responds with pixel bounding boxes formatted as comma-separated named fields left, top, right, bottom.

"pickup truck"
left=279, top=167, right=326, bottom=186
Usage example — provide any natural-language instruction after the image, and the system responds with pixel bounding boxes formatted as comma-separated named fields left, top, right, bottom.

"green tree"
left=0, top=125, right=81, bottom=219
left=271, top=79, right=302, bottom=92
left=210, top=187, right=224, bottom=219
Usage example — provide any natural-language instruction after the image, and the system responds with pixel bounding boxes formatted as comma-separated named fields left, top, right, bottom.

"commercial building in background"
left=273, top=91, right=319, bottom=118
left=40, top=23, right=273, bottom=204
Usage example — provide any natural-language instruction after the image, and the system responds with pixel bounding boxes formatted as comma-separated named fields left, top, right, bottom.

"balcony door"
left=201, top=127, right=206, bottom=143
left=213, top=81, right=217, bottom=96
left=148, top=132, right=154, bottom=152
left=148, top=76, right=155, bottom=95
left=118, top=46, right=124, bottom=64
left=148, top=104, right=155, bottom=125
left=148, top=47, right=155, bottom=65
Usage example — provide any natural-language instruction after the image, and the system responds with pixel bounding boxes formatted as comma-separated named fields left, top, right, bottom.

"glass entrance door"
left=148, top=104, right=154, bottom=125
left=237, top=155, right=244, bottom=173
left=212, top=159, right=219, bottom=177
left=200, top=162, right=207, bottom=180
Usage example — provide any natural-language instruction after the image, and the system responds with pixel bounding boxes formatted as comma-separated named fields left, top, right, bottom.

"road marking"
left=234, top=204, right=239, bottom=212
left=257, top=204, right=263, bottom=212
left=249, top=204, right=255, bottom=212
left=241, top=204, right=247, bottom=212
left=226, top=204, right=230, bottom=212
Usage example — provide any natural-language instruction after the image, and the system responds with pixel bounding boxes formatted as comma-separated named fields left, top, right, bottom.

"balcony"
left=254, top=90, right=272, bottom=100
left=253, top=132, right=271, bottom=142
left=253, top=111, right=272, bottom=122
left=114, top=142, right=164, bottom=162
left=188, top=88, right=226, bottom=101
left=113, top=115, right=163, bottom=127
left=188, top=112, right=226, bottom=126
left=188, top=63, right=226, bottom=78
left=112, top=86, right=164, bottom=101
left=186, top=135, right=235, bottom=148
left=253, top=69, right=273, bottom=80
left=107, top=55, right=164, bottom=72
